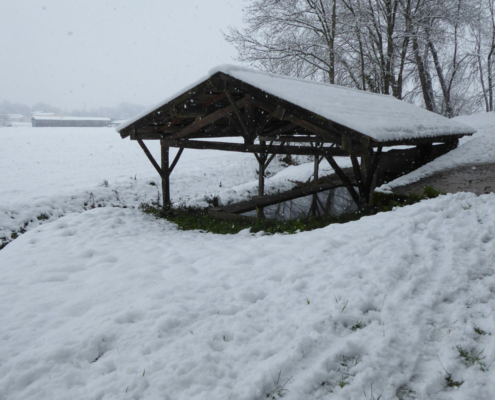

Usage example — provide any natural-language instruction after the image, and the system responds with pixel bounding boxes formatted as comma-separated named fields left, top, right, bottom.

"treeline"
left=0, top=100, right=147, bottom=120
left=226, top=0, right=495, bottom=116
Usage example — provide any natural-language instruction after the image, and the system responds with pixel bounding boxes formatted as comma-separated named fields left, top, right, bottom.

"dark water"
left=241, top=187, right=357, bottom=221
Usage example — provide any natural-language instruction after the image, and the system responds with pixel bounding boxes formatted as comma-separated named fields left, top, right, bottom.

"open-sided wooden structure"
left=117, top=65, right=475, bottom=216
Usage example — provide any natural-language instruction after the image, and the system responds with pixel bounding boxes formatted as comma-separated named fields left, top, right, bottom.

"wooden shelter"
left=117, top=65, right=475, bottom=216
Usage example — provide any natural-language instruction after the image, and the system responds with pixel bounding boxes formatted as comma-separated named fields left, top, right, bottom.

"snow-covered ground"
left=379, top=113, right=495, bottom=192
left=1, top=119, right=495, bottom=400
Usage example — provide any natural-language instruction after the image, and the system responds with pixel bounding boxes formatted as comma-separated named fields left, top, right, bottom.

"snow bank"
left=118, top=65, right=476, bottom=142
left=379, top=112, right=495, bottom=191
left=1, top=193, right=494, bottom=400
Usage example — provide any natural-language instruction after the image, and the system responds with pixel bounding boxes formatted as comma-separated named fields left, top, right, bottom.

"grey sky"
left=0, top=0, right=245, bottom=110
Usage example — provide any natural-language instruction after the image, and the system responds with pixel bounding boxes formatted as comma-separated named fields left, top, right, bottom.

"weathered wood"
left=257, top=153, right=267, bottom=196
left=169, top=147, right=184, bottom=175
left=211, top=171, right=354, bottom=215
left=120, top=79, right=214, bottom=138
left=350, top=155, right=365, bottom=200
left=160, top=139, right=350, bottom=157
left=264, top=143, right=284, bottom=169
left=225, top=92, right=251, bottom=139
left=363, top=146, right=382, bottom=201
left=262, top=123, right=300, bottom=137
left=376, top=135, right=468, bottom=147
left=161, top=141, right=171, bottom=207
left=325, top=156, right=360, bottom=206
left=259, top=135, right=333, bottom=143
left=137, top=139, right=167, bottom=181
left=201, top=92, right=227, bottom=107
left=166, top=96, right=249, bottom=140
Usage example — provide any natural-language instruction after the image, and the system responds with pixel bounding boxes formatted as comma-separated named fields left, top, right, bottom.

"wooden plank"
left=212, top=173, right=353, bottom=215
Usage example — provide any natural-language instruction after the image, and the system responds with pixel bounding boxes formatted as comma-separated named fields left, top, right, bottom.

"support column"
left=258, top=154, right=266, bottom=197
left=314, top=155, right=319, bottom=182
left=160, top=140, right=171, bottom=208
left=360, top=154, right=372, bottom=206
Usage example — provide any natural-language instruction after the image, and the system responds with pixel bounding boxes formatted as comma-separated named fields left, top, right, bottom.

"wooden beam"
left=166, top=96, right=249, bottom=140
left=161, top=141, right=171, bottom=207
left=262, top=123, right=300, bottom=137
left=225, top=92, right=251, bottom=138
left=325, top=156, right=360, bottom=206
left=161, top=139, right=350, bottom=157
left=350, top=154, right=365, bottom=200
left=120, top=78, right=214, bottom=138
left=169, top=147, right=184, bottom=175
left=259, top=135, right=333, bottom=143
left=201, top=92, right=227, bottom=107
left=210, top=170, right=355, bottom=215
left=375, top=134, right=469, bottom=147
left=137, top=139, right=167, bottom=181
left=364, top=146, right=382, bottom=200
left=257, top=153, right=267, bottom=196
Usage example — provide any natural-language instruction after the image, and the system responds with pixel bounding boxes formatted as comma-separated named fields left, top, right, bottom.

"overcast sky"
left=0, top=0, right=245, bottom=110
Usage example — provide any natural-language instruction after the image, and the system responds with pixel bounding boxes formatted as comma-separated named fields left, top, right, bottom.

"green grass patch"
left=139, top=187, right=442, bottom=235
left=457, top=346, right=487, bottom=370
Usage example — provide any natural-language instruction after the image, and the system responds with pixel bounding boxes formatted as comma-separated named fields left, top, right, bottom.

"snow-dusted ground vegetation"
left=1, top=117, right=494, bottom=400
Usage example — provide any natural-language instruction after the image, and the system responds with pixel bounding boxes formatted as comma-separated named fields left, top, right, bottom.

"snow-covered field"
left=1, top=120, right=495, bottom=400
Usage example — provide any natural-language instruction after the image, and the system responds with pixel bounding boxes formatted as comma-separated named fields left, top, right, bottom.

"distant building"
left=32, top=116, right=111, bottom=127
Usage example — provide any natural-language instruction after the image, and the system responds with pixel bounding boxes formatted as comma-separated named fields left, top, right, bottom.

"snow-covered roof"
left=117, top=65, right=476, bottom=142
left=33, top=116, right=111, bottom=121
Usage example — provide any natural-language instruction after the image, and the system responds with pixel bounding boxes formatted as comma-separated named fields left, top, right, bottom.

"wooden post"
left=258, top=153, right=265, bottom=197
left=314, top=155, right=319, bottom=182
left=160, top=140, right=171, bottom=208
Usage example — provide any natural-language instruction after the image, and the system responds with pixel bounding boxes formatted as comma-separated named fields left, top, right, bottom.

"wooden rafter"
left=166, top=95, right=249, bottom=140
left=161, top=139, right=349, bottom=157
left=225, top=91, right=251, bottom=138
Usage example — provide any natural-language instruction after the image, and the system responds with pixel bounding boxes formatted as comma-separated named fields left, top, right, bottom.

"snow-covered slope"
left=1, top=193, right=494, bottom=400
left=380, top=112, right=495, bottom=191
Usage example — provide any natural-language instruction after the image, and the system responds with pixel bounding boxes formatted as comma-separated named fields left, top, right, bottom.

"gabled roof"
left=117, top=65, right=475, bottom=144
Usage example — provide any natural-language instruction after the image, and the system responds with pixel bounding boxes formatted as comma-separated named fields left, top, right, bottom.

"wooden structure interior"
left=119, top=71, right=466, bottom=218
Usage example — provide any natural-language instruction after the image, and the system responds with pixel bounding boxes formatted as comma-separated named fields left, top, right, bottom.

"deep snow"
left=1, top=117, right=495, bottom=400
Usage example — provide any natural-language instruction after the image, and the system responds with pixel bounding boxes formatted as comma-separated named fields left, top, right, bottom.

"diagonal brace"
left=325, top=155, right=360, bottom=206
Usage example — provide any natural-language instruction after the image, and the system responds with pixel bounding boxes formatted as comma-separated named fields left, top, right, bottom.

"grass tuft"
left=350, top=321, right=366, bottom=331
left=474, top=327, right=487, bottom=336
left=457, top=346, right=486, bottom=370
